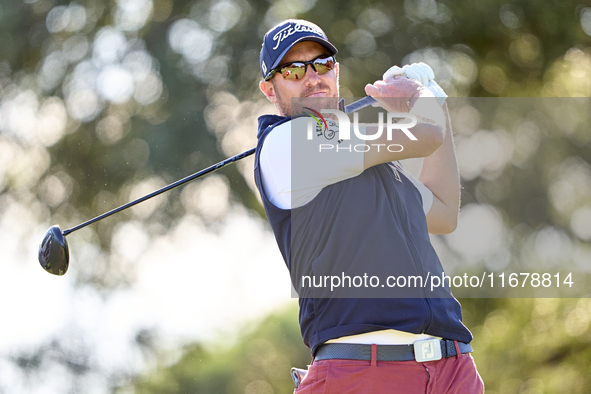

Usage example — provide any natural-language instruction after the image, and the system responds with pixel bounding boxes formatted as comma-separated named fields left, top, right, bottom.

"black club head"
left=38, top=225, right=69, bottom=276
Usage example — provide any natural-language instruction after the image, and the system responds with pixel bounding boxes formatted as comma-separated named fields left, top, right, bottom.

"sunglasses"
left=265, top=55, right=336, bottom=81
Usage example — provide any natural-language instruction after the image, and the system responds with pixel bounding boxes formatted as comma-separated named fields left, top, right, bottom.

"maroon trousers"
left=295, top=344, right=484, bottom=394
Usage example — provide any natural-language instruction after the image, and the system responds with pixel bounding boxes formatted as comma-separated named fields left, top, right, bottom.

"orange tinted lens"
left=314, top=57, right=335, bottom=74
left=281, top=63, right=306, bottom=80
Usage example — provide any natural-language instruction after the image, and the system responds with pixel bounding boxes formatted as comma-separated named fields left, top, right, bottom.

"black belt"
left=315, top=339, right=472, bottom=362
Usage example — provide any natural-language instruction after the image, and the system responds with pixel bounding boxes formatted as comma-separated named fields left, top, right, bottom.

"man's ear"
left=259, top=80, right=278, bottom=103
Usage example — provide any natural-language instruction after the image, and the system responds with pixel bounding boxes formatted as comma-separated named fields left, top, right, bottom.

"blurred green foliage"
left=463, top=298, right=591, bottom=394
left=1, top=0, right=591, bottom=392
left=117, top=305, right=310, bottom=394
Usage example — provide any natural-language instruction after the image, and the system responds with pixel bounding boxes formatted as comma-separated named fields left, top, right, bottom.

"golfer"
left=254, top=19, right=484, bottom=393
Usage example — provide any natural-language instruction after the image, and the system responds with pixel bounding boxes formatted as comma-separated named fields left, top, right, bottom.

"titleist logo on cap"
left=272, top=23, right=323, bottom=50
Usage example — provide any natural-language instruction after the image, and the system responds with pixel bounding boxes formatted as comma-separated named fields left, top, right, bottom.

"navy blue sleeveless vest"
left=254, top=114, right=472, bottom=355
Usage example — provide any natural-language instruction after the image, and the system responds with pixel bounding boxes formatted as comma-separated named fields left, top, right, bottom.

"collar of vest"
left=257, top=114, right=290, bottom=138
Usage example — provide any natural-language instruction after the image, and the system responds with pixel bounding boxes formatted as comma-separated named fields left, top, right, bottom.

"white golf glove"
left=382, top=62, right=447, bottom=107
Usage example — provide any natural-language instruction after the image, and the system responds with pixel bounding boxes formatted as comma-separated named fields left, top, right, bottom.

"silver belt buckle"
left=414, top=339, right=442, bottom=362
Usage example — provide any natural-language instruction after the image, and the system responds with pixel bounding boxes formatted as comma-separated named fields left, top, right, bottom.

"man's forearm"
left=419, top=103, right=461, bottom=233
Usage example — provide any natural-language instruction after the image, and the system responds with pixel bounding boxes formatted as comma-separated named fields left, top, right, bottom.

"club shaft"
left=61, top=96, right=375, bottom=236
left=63, top=148, right=255, bottom=236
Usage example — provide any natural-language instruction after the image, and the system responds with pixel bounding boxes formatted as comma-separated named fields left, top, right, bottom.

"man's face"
left=260, top=41, right=340, bottom=117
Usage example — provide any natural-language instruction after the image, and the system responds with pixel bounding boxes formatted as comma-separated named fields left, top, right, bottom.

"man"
left=254, top=19, right=484, bottom=393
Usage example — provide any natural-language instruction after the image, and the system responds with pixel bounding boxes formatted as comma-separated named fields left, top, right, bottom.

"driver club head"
left=38, top=225, right=69, bottom=276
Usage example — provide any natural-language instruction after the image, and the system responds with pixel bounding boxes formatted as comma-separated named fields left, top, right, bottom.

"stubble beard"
left=273, top=79, right=340, bottom=118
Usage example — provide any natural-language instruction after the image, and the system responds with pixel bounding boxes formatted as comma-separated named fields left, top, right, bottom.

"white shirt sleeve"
left=259, top=124, right=292, bottom=210
left=260, top=117, right=365, bottom=209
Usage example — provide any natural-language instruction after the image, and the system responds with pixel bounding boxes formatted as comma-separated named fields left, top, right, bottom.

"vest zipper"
left=390, top=166, right=434, bottom=333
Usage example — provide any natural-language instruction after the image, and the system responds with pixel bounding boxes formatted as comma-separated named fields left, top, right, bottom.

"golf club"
left=38, top=96, right=378, bottom=276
